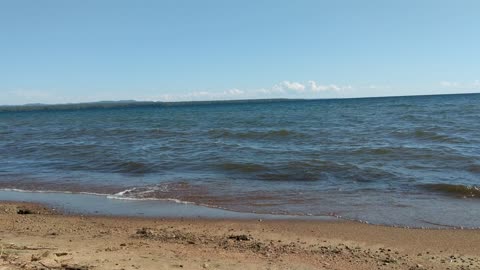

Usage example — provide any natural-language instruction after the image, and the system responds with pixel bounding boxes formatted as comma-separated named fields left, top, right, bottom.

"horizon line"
left=1, top=91, right=479, bottom=109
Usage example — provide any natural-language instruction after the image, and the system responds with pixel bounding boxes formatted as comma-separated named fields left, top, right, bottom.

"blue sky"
left=1, top=0, right=479, bottom=105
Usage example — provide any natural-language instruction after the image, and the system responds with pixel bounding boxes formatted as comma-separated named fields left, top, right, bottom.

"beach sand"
left=0, top=201, right=479, bottom=270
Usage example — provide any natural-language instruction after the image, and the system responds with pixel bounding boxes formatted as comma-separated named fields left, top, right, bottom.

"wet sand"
left=0, top=201, right=479, bottom=270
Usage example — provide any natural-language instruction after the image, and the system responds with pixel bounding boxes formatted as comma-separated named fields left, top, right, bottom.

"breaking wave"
left=421, top=184, right=480, bottom=198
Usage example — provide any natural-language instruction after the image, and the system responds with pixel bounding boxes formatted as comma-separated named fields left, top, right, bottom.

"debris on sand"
left=17, top=209, right=33, bottom=215
left=228, top=235, right=251, bottom=241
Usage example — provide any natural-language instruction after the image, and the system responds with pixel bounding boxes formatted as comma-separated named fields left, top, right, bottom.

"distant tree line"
left=0, top=99, right=302, bottom=113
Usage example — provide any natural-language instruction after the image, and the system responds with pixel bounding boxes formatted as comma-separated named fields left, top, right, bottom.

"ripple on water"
left=420, top=183, right=480, bottom=198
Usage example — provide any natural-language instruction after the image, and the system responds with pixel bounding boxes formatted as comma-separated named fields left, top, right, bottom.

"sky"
left=1, top=0, right=479, bottom=105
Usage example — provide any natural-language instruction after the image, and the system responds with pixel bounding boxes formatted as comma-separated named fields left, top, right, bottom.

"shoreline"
left=1, top=201, right=480, bottom=269
left=1, top=189, right=479, bottom=230
left=0, top=190, right=338, bottom=222
left=1, top=198, right=477, bottom=231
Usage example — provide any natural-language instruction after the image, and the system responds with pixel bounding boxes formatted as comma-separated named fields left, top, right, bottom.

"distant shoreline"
left=1, top=92, right=479, bottom=112
left=0, top=98, right=300, bottom=113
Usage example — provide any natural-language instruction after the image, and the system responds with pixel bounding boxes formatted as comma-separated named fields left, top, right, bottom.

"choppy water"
left=1, top=94, right=480, bottom=228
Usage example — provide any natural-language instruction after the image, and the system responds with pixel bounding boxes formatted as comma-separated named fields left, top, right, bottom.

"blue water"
left=1, top=94, right=479, bottom=228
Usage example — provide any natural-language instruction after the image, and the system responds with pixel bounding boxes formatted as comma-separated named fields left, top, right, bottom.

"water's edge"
left=0, top=190, right=335, bottom=221
left=2, top=189, right=478, bottom=230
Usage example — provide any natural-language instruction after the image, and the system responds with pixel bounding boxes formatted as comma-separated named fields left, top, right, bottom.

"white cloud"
left=175, top=81, right=351, bottom=101
left=273, top=81, right=306, bottom=92
left=131, top=80, right=355, bottom=102
left=258, top=87, right=285, bottom=95
left=269, top=80, right=352, bottom=95
left=308, top=81, right=352, bottom=92
left=440, top=80, right=480, bottom=89
left=2, top=80, right=356, bottom=105
left=365, top=84, right=391, bottom=90
left=224, top=88, right=244, bottom=95
left=440, top=81, right=460, bottom=88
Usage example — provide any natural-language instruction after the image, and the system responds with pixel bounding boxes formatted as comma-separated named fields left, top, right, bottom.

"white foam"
left=107, top=194, right=193, bottom=204
left=106, top=187, right=193, bottom=205
left=0, top=187, right=193, bottom=205
left=0, top=188, right=109, bottom=197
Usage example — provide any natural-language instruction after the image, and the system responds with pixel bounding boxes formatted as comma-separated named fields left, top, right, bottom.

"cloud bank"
left=440, top=80, right=480, bottom=90
left=152, top=80, right=353, bottom=102
left=2, top=80, right=415, bottom=105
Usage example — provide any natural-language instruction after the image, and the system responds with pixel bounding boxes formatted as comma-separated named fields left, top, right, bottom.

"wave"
left=352, top=147, right=393, bottom=155
left=103, top=127, right=182, bottom=139
left=208, top=129, right=306, bottom=140
left=113, top=161, right=154, bottom=174
left=421, top=184, right=480, bottom=198
left=399, top=114, right=420, bottom=121
left=220, top=162, right=269, bottom=173
left=225, top=160, right=397, bottom=182
left=0, top=188, right=109, bottom=197
left=103, top=182, right=207, bottom=204
left=0, top=187, right=194, bottom=205
left=62, top=160, right=157, bottom=175
left=106, top=188, right=193, bottom=204
left=467, top=164, right=480, bottom=174
left=351, top=146, right=475, bottom=164
left=220, top=160, right=341, bottom=181
left=391, top=129, right=467, bottom=143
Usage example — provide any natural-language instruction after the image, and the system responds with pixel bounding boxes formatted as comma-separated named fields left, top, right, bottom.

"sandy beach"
left=0, top=201, right=478, bottom=270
